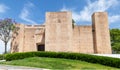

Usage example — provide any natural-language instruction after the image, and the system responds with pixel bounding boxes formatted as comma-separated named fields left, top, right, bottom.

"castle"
left=11, top=12, right=112, bottom=54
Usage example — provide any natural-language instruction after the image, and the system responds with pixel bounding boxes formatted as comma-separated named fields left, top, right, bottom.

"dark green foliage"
left=112, top=43, right=120, bottom=53
left=5, top=52, right=120, bottom=68
left=110, top=29, right=120, bottom=53
left=72, top=19, right=75, bottom=28
left=0, top=54, right=4, bottom=60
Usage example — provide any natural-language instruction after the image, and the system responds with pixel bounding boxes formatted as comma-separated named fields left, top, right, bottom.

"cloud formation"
left=19, top=2, right=37, bottom=24
left=60, top=0, right=120, bottom=24
left=0, top=4, right=9, bottom=13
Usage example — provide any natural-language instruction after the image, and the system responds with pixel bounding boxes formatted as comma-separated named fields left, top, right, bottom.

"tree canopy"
left=110, top=29, right=120, bottom=53
left=0, top=18, right=18, bottom=54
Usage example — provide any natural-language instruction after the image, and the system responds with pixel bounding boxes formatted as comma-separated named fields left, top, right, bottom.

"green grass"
left=0, top=57, right=119, bottom=69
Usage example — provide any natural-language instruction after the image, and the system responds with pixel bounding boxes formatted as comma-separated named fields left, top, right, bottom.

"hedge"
left=5, top=51, right=120, bottom=68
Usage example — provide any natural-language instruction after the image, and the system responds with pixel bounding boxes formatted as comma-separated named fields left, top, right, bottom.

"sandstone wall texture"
left=11, top=25, right=45, bottom=52
left=11, top=12, right=112, bottom=54
left=72, top=26, right=94, bottom=53
left=92, top=12, right=111, bottom=54
left=45, top=12, right=73, bottom=52
left=11, top=24, right=25, bottom=53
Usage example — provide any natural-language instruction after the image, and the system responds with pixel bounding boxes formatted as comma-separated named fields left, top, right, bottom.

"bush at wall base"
left=5, top=51, right=120, bottom=68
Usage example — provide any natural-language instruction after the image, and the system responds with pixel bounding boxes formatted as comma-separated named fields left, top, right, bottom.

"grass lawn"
left=0, top=57, right=119, bottom=69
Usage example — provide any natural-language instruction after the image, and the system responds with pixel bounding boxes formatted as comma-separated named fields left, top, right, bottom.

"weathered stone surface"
left=45, top=12, right=73, bottom=52
left=92, top=12, right=111, bottom=54
left=72, top=26, right=94, bottom=53
left=11, top=12, right=112, bottom=54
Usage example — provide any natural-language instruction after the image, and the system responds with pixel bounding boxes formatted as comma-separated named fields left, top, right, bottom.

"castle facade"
left=11, top=12, right=112, bottom=54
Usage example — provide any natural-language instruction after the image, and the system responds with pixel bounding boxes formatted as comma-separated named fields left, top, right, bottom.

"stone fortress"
left=11, top=12, right=112, bottom=54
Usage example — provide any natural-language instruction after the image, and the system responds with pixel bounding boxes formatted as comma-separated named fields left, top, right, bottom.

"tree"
left=112, top=43, right=120, bottom=53
left=0, top=18, right=18, bottom=54
left=72, top=19, right=76, bottom=28
left=110, top=29, right=120, bottom=53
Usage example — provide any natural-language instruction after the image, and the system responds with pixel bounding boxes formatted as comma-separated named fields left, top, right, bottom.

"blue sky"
left=0, top=0, right=120, bottom=54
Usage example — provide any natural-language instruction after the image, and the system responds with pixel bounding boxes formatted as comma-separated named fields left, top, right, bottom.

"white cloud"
left=60, top=0, right=120, bottom=23
left=0, top=4, right=9, bottom=13
left=109, top=15, right=120, bottom=23
left=19, top=2, right=37, bottom=24
left=60, top=6, right=74, bottom=12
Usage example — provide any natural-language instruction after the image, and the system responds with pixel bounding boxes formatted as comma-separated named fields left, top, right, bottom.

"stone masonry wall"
left=11, top=25, right=45, bottom=53
left=11, top=12, right=112, bottom=54
left=11, top=24, right=25, bottom=52
left=72, top=26, right=94, bottom=53
left=45, top=12, right=73, bottom=52
left=23, top=28, right=36, bottom=52
left=92, top=12, right=112, bottom=54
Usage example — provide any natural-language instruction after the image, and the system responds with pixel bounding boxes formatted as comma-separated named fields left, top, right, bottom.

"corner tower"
left=45, top=12, right=73, bottom=52
left=92, top=12, right=112, bottom=54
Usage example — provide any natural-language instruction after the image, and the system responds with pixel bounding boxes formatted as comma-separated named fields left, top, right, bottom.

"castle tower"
left=92, top=12, right=112, bottom=54
left=45, top=12, right=73, bottom=52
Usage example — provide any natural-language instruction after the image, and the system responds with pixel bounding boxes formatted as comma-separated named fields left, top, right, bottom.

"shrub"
left=0, top=54, right=4, bottom=60
left=5, top=51, right=120, bottom=68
